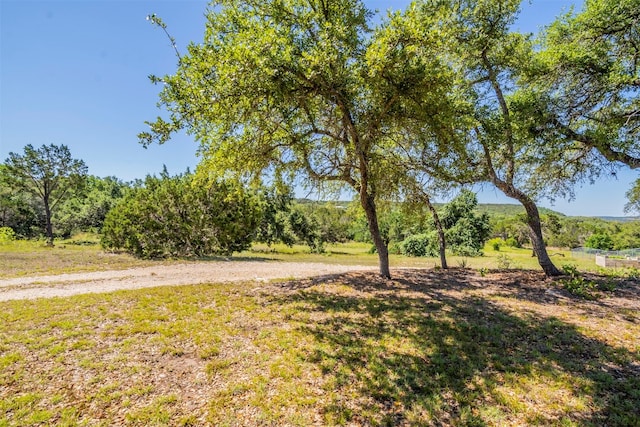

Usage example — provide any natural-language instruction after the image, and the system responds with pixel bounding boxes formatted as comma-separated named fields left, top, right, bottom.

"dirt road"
left=0, top=261, right=377, bottom=301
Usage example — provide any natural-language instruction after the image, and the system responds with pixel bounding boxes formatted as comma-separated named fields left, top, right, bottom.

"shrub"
left=559, top=264, right=616, bottom=299
left=388, top=241, right=403, bottom=255
left=505, top=237, right=520, bottom=248
left=488, top=237, right=506, bottom=251
left=560, top=265, right=598, bottom=300
left=0, top=226, right=16, bottom=242
left=585, top=233, right=614, bottom=250
left=401, top=233, right=438, bottom=257
left=101, top=173, right=260, bottom=258
left=496, top=254, right=514, bottom=269
left=441, top=190, right=491, bottom=256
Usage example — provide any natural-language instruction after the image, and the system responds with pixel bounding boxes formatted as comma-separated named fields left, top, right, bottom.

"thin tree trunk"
left=424, top=196, right=447, bottom=269
left=44, top=195, right=54, bottom=247
left=360, top=192, right=391, bottom=279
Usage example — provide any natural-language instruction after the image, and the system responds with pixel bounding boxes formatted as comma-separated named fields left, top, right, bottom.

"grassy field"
left=1, top=239, right=639, bottom=426
left=249, top=241, right=602, bottom=272
left=0, top=236, right=160, bottom=279
left=0, top=236, right=604, bottom=279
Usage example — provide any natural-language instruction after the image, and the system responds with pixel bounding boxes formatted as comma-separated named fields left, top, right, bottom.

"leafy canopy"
left=3, top=144, right=88, bottom=244
left=141, top=0, right=457, bottom=278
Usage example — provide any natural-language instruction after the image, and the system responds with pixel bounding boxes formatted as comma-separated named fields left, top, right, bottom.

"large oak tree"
left=141, top=0, right=454, bottom=278
left=401, top=0, right=565, bottom=276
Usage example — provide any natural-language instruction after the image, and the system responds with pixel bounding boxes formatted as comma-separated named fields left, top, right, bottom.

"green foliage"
left=253, top=190, right=351, bottom=253
left=0, top=165, right=43, bottom=238
left=560, top=264, right=617, bottom=300
left=488, top=238, right=505, bottom=251
left=585, top=233, right=615, bottom=251
left=101, top=172, right=260, bottom=258
left=0, top=226, right=16, bottom=242
left=560, top=265, right=599, bottom=300
left=141, top=0, right=464, bottom=278
left=54, top=176, right=128, bottom=237
left=625, top=179, right=640, bottom=214
left=3, top=144, right=88, bottom=245
left=400, top=233, right=438, bottom=257
left=505, top=237, right=520, bottom=248
left=254, top=185, right=294, bottom=247
left=294, top=201, right=354, bottom=245
left=441, top=190, right=491, bottom=256
left=491, top=209, right=640, bottom=251
left=350, top=191, right=490, bottom=258
left=287, top=207, right=324, bottom=254
left=537, top=0, right=640, bottom=174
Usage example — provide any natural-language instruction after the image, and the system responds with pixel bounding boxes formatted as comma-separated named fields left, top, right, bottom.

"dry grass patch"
left=1, top=269, right=639, bottom=426
left=0, top=240, right=161, bottom=278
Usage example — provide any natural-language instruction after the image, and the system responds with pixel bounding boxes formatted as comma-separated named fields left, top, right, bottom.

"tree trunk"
left=360, top=192, right=391, bottom=279
left=491, top=181, right=560, bottom=276
left=43, top=195, right=54, bottom=247
left=424, top=196, right=447, bottom=269
left=520, top=198, right=561, bottom=276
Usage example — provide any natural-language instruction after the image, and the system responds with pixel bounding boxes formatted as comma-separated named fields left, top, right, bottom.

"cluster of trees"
left=142, top=0, right=639, bottom=278
left=493, top=212, right=640, bottom=251
left=0, top=143, right=493, bottom=259
left=1, top=145, right=129, bottom=245
left=4, top=1, right=638, bottom=279
left=1, top=144, right=92, bottom=245
left=348, top=190, right=491, bottom=259
left=3, top=141, right=638, bottom=263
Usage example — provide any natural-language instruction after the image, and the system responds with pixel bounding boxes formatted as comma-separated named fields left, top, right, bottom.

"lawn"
left=1, top=265, right=639, bottom=426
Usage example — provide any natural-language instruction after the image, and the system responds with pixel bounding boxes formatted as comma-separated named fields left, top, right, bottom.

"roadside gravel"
left=0, top=261, right=377, bottom=301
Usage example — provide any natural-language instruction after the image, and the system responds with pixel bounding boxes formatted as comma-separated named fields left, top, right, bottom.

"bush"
left=496, top=254, right=514, bottom=269
left=505, top=237, right=520, bottom=248
left=101, top=173, right=261, bottom=258
left=488, top=237, right=506, bottom=251
left=585, top=233, right=614, bottom=250
left=388, top=241, right=403, bottom=255
left=0, top=226, right=16, bottom=242
left=441, top=191, right=491, bottom=257
left=560, top=264, right=616, bottom=299
left=401, top=233, right=438, bottom=257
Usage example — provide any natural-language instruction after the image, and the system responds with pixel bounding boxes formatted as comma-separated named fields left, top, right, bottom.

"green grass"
left=2, top=234, right=613, bottom=280
left=0, top=238, right=167, bottom=278
left=1, top=268, right=638, bottom=426
left=247, top=241, right=602, bottom=272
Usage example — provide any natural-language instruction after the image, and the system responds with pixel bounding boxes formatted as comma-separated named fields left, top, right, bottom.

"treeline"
left=2, top=151, right=638, bottom=256
left=0, top=169, right=126, bottom=241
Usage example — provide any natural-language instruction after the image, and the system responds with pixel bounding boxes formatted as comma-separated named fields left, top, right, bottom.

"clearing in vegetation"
left=1, top=266, right=638, bottom=426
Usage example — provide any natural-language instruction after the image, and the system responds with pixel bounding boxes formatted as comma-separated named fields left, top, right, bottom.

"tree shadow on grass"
left=271, top=269, right=640, bottom=426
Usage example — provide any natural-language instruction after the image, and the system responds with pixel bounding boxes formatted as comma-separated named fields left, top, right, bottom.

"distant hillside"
left=295, top=199, right=640, bottom=221
left=596, top=216, right=639, bottom=222
left=296, top=199, right=566, bottom=217
left=474, top=204, right=565, bottom=217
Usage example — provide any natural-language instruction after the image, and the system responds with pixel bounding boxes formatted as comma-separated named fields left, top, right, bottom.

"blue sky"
left=0, top=0, right=636, bottom=217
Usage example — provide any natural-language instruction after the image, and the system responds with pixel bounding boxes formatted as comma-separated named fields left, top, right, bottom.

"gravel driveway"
left=0, top=261, right=377, bottom=301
